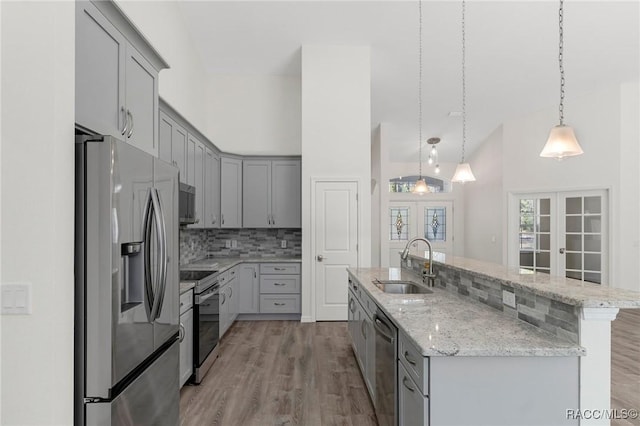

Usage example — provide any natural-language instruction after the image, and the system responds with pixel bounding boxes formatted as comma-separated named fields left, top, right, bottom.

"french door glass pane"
left=424, top=208, right=446, bottom=241
left=564, top=195, right=603, bottom=284
left=518, top=197, right=551, bottom=273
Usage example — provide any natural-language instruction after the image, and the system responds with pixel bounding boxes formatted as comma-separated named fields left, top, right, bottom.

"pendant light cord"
left=558, top=0, right=565, bottom=125
left=418, top=0, right=423, bottom=179
left=461, top=0, right=467, bottom=163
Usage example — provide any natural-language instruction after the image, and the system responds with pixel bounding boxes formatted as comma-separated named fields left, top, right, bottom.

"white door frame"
left=507, top=188, right=611, bottom=286
left=310, top=177, right=361, bottom=322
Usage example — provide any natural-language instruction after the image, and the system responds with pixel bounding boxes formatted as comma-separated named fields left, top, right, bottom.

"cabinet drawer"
left=398, top=362, right=429, bottom=426
left=179, top=290, right=193, bottom=315
left=260, top=275, right=300, bottom=294
left=358, top=288, right=376, bottom=318
left=259, top=295, right=301, bottom=314
left=348, top=274, right=361, bottom=299
left=260, top=263, right=300, bottom=275
left=399, top=331, right=429, bottom=396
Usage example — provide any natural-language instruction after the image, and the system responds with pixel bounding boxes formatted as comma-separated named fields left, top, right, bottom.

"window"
left=563, top=195, right=603, bottom=284
left=424, top=207, right=446, bottom=241
left=388, top=175, right=450, bottom=193
left=518, top=198, right=551, bottom=274
left=390, top=207, right=409, bottom=241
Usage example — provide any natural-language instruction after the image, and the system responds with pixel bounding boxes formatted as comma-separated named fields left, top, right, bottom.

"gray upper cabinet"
left=221, top=157, right=243, bottom=228
left=271, top=160, right=301, bottom=228
left=242, top=161, right=271, bottom=228
left=158, top=111, right=187, bottom=183
left=204, top=148, right=221, bottom=228
left=188, top=136, right=205, bottom=228
left=76, top=1, right=167, bottom=156
left=243, top=159, right=301, bottom=228
left=186, top=136, right=196, bottom=186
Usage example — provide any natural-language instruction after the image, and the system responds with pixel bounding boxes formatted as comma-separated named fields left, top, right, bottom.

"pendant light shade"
left=541, top=0, right=584, bottom=160
left=451, top=162, right=476, bottom=183
left=540, top=124, right=583, bottom=159
left=414, top=178, right=429, bottom=194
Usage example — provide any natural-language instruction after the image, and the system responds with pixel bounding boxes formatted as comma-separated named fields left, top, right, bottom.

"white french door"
left=388, top=201, right=453, bottom=267
left=509, top=190, right=608, bottom=285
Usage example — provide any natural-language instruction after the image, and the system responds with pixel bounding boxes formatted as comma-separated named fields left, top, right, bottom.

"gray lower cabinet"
left=221, top=156, right=243, bottom=228
left=348, top=282, right=375, bottom=399
left=179, top=290, right=194, bottom=388
left=238, top=264, right=260, bottom=314
left=76, top=1, right=166, bottom=156
left=259, top=294, right=301, bottom=314
left=255, top=263, right=301, bottom=314
left=243, top=160, right=301, bottom=228
left=398, top=362, right=428, bottom=426
left=220, top=267, right=239, bottom=338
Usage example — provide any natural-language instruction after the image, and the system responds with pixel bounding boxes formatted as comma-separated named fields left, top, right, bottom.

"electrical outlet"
left=1, top=283, right=32, bottom=315
left=231, top=240, right=237, bottom=248
left=281, top=240, right=287, bottom=248
left=502, top=290, right=516, bottom=308
left=225, top=240, right=231, bottom=249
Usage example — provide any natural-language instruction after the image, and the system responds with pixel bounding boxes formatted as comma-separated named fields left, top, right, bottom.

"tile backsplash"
left=180, top=228, right=302, bottom=264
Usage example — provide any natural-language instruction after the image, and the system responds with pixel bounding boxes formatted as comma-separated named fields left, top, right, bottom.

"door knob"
left=559, top=248, right=566, bottom=254
left=317, top=255, right=324, bottom=262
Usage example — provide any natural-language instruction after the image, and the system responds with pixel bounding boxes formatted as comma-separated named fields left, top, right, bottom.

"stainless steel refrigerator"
left=75, top=135, right=180, bottom=426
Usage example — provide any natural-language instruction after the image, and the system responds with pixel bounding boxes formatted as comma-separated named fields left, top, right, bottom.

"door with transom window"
left=508, top=190, right=608, bottom=285
left=388, top=201, right=453, bottom=267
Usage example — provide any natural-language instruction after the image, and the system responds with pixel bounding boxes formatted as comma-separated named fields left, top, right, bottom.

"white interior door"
left=314, top=180, right=358, bottom=321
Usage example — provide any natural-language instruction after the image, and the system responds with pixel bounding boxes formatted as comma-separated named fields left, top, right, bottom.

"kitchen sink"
left=373, top=280, right=433, bottom=294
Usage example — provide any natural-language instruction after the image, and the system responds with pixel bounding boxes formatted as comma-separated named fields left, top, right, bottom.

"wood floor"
left=181, top=314, right=640, bottom=426
left=612, top=309, right=640, bottom=426
left=180, top=321, right=377, bottom=426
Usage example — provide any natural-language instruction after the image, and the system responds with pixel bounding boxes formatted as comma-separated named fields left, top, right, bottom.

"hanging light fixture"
left=451, top=0, right=476, bottom=184
left=427, top=138, right=441, bottom=174
left=540, top=0, right=583, bottom=160
left=413, top=0, right=429, bottom=194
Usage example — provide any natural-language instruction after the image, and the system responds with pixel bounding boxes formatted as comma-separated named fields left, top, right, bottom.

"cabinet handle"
left=221, top=214, right=225, bottom=225
left=178, top=323, right=185, bottom=343
left=221, top=294, right=226, bottom=305
left=120, top=106, right=128, bottom=135
left=404, top=351, right=417, bottom=366
left=229, top=287, right=233, bottom=298
left=272, top=214, right=275, bottom=225
left=127, top=110, right=134, bottom=138
left=349, top=299, right=355, bottom=313
left=402, top=376, right=415, bottom=393
left=254, top=271, right=257, bottom=278
left=274, top=282, right=286, bottom=286
left=361, top=320, right=366, bottom=339
left=274, top=267, right=286, bottom=271
left=274, top=302, right=285, bottom=306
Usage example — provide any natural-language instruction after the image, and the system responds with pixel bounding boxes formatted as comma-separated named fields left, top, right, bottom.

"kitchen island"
left=348, top=254, right=640, bottom=426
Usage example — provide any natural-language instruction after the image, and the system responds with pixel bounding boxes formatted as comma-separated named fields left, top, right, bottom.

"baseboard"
left=300, top=315, right=314, bottom=323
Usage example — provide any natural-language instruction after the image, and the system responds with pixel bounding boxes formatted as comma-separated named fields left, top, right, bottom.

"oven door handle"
left=196, top=286, right=219, bottom=304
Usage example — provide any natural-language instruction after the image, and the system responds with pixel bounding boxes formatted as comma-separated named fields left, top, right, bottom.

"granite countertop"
left=409, top=253, right=640, bottom=308
left=180, top=282, right=195, bottom=294
left=347, top=267, right=585, bottom=358
left=181, top=256, right=302, bottom=274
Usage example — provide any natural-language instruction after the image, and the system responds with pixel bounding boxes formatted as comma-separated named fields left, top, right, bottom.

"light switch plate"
left=225, top=240, right=231, bottom=248
left=1, top=282, right=32, bottom=315
left=231, top=240, right=237, bottom=248
left=281, top=240, right=287, bottom=248
left=502, top=290, right=516, bottom=309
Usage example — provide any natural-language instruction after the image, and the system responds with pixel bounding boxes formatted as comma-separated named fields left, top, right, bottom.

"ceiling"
left=178, top=1, right=639, bottom=163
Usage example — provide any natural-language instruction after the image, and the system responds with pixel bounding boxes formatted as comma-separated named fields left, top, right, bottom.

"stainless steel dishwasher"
left=373, top=308, right=398, bottom=426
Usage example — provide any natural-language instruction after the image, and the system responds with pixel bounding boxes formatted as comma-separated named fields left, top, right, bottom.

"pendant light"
left=427, top=137, right=441, bottom=174
left=540, top=0, right=583, bottom=160
left=451, top=0, right=476, bottom=183
left=413, top=0, right=429, bottom=194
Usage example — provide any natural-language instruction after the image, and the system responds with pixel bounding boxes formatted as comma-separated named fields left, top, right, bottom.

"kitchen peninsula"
left=348, top=253, right=640, bottom=426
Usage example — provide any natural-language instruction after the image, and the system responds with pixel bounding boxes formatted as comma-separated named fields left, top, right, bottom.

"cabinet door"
left=219, top=285, right=230, bottom=338
left=221, top=157, right=242, bottom=228
left=238, top=264, right=259, bottom=314
left=125, top=45, right=158, bottom=156
left=364, top=314, right=376, bottom=399
left=188, top=137, right=205, bottom=228
left=271, top=160, right=301, bottom=228
left=398, top=363, right=428, bottom=426
left=348, top=291, right=357, bottom=351
left=204, top=148, right=220, bottom=228
left=158, top=111, right=174, bottom=164
left=76, top=1, right=125, bottom=138
left=230, top=276, right=239, bottom=322
left=186, top=135, right=196, bottom=186
left=243, top=160, right=271, bottom=228
left=179, top=308, right=193, bottom=387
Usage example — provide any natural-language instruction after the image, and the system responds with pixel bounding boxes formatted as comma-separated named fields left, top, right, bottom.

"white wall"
left=114, top=0, right=210, bottom=138
left=1, top=2, right=75, bottom=424
left=301, top=45, right=371, bottom=322
left=207, top=74, right=301, bottom=155
left=464, top=125, right=504, bottom=263
left=463, top=81, right=640, bottom=291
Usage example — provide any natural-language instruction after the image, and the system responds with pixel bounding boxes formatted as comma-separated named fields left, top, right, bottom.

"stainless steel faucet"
left=401, top=237, right=437, bottom=286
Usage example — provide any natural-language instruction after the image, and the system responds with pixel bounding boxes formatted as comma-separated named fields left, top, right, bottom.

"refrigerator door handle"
left=142, top=189, right=155, bottom=322
left=150, top=188, right=168, bottom=321
left=148, top=189, right=167, bottom=321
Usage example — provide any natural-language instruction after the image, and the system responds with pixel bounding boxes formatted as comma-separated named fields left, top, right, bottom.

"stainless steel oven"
left=373, top=308, right=398, bottom=426
left=180, top=270, right=220, bottom=384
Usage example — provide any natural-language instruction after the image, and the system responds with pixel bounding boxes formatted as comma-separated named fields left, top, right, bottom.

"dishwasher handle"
left=373, top=316, right=395, bottom=343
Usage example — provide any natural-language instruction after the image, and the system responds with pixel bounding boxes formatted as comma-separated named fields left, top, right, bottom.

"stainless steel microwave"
left=179, top=183, right=197, bottom=225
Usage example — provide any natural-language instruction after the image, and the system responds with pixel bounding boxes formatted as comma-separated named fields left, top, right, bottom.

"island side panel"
left=429, top=356, right=579, bottom=426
